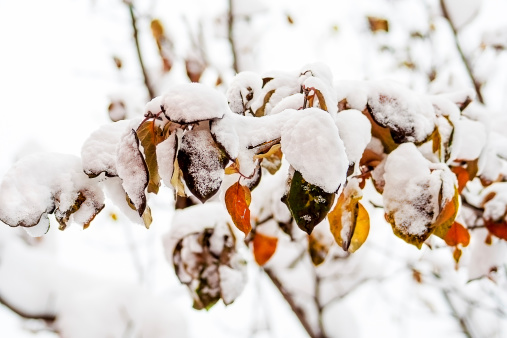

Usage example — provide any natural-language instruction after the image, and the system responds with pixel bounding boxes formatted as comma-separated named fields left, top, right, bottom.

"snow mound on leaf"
left=158, top=83, right=229, bottom=123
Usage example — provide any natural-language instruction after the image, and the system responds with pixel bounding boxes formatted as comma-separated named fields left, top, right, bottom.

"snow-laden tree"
left=1, top=0, right=507, bottom=337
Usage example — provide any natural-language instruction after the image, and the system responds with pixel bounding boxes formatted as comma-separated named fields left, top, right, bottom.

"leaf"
left=282, top=170, right=335, bottom=235
left=367, top=16, right=389, bottom=32
left=314, top=88, right=328, bottom=112
left=308, top=232, right=331, bottom=266
left=433, top=187, right=460, bottom=240
left=171, top=158, right=186, bottom=197
left=178, top=127, right=228, bottom=202
left=453, top=247, right=462, bottom=263
left=451, top=166, right=469, bottom=194
left=254, top=89, right=275, bottom=117
left=252, top=232, right=278, bottom=265
left=485, top=219, right=507, bottom=241
left=142, top=206, right=153, bottom=229
left=55, top=191, right=87, bottom=230
left=362, top=108, right=398, bottom=153
left=137, top=119, right=166, bottom=194
left=255, top=144, right=283, bottom=175
left=225, top=182, right=252, bottom=235
left=444, top=221, right=470, bottom=247
left=117, top=129, right=148, bottom=216
left=328, top=186, right=370, bottom=253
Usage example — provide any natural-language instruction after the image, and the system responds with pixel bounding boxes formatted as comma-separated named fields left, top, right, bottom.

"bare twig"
left=227, top=0, right=239, bottom=73
left=0, top=293, right=56, bottom=323
left=439, top=0, right=484, bottom=104
left=264, top=268, right=323, bottom=338
left=441, top=289, right=475, bottom=338
left=125, top=1, right=156, bottom=100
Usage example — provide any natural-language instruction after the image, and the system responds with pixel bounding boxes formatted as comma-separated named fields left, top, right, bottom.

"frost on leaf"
left=116, top=129, right=148, bottom=216
left=0, top=153, right=105, bottom=234
left=328, top=178, right=370, bottom=253
left=178, top=123, right=228, bottom=203
left=282, top=170, right=335, bottom=235
left=165, top=203, right=246, bottom=310
left=156, top=132, right=178, bottom=189
left=225, top=182, right=251, bottom=235
left=383, top=144, right=458, bottom=248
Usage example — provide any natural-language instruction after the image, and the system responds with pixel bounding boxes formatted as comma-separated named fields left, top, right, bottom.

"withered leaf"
left=368, top=16, right=389, bottom=33
left=137, top=119, right=167, bottom=194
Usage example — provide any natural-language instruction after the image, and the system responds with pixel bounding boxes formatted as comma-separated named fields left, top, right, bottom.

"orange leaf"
left=453, top=247, right=462, bottom=263
left=253, top=232, right=278, bottom=265
left=444, top=222, right=470, bottom=247
left=225, top=182, right=251, bottom=235
left=485, top=219, right=507, bottom=241
left=451, top=167, right=470, bottom=194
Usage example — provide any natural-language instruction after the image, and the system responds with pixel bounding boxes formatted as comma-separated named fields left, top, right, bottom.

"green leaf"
left=282, top=170, right=335, bottom=235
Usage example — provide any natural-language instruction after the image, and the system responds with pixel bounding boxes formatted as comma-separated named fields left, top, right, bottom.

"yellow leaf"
left=367, top=16, right=389, bottom=32
left=328, top=183, right=369, bottom=252
left=314, top=89, right=328, bottom=112
left=225, top=182, right=251, bottom=235
left=170, top=159, right=186, bottom=197
left=252, top=232, right=278, bottom=265
left=137, top=120, right=166, bottom=194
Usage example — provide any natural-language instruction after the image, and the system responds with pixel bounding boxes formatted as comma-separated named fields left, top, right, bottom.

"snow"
left=281, top=108, right=348, bottom=193
left=333, top=109, right=372, bottom=170
left=367, top=80, right=436, bottom=143
left=383, top=143, right=455, bottom=238
left=450, top=117, right=487, bottom=162
left=0, top=152, right=104, bottom=231
left=116, top=129, right=147, bottom=215
left=158, top=83, right=229, bottom=123
left=156, top=132, right=178, bottom=188
left=82, top=119, right=140, bottom=178
left=226, top=71, right=263, bottom=115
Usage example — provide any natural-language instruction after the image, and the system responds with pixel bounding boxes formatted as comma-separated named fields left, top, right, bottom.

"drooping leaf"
left=117, top=129, right=149, bottom=216
left=178, top=126, right=228, bottom=202
left=313, top=88, right=328, bottom=112
left=453, top=247, right=462, bottom=263
left=328, top=184, right=369, bottom=253
left=142, top=206, right=153, bottom=229
left=171, top=158, right=186, bottom=197
left=443, top=221, right=470, bottom=247
left=252, top=232, right=278, bottom=265
left=433, top=187, right=460, bottom=240
left=308, top=230, right=332, bottom=266
left=136, top=119, right=167, bottom=194
left=225, top=182, right=252, bottom=235
left=451, top=166, right=470, bottom=194
left=282, top=170, right=335, bottom=235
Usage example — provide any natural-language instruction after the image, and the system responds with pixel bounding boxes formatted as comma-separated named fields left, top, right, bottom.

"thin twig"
left=441, top=289, right=475, bottom=338
left=439, top=0, right=484, bottom=104
left=227, top=0, right=239, bottom=73
left=0, top=293, right=56, bottom=323
left=126, top=1, right=156, bottom=100
left=264, top=268, right=322, bottom=338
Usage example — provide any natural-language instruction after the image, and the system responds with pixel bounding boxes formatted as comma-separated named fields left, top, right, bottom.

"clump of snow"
left=82, top=119, right=140, bottom=178
left=270, top=93, right=305, bottom=115
left=333, top=109, right=372, bottom=172
left=449, top=117, right=487, bottom=162
left=158, top=83, right=229, bottom=123
left=383, top=143, right=456, bottom=238
left=302, top=76, right=338, bottom=114
left=226, top=71, right=262, bottom=115
left=367, top=80, right=436, bottom=143
left=0, top=153, right=105, bottom=232
left=335, top=80, right=370, bottom=111
left=299, top=62, right=334, bottom=86
left=281, top=108, right=348, bottom=193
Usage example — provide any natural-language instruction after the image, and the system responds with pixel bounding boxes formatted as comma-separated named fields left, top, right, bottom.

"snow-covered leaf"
left=136, top=119, right=167, bottom=194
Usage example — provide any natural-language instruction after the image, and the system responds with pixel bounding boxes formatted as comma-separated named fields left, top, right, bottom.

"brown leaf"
left=255, top=144, right=283, bottom=175
left=368, top=17, right=389, bottom=32
left=308, top=232, right=330, bottom=266
left=254, top=90, right=275, bottom=117
left=485, top=219, right=507, bottom=241
left=225, top=182, right=252, bottom=235
left=453, top=247, right=462, bottom=263
left=252, top=232, right=278, bottom=265
left=137, top=119, right=166, bottom=194
left=314, top=89, right=328, bottom=112
left=444, top=222, right=470, bottom=247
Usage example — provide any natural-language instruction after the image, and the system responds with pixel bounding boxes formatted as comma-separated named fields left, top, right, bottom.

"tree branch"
left=0, top=293, right=56, bottom=323
left=441, top=289, right=475, bottom=338
left=227, top=0, right=239, bottom=73
left=439, top=0, right=484, bottom=104
left=126, top=1, right=156, bottom=100
left=264, top=268, right=323, bottom=338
